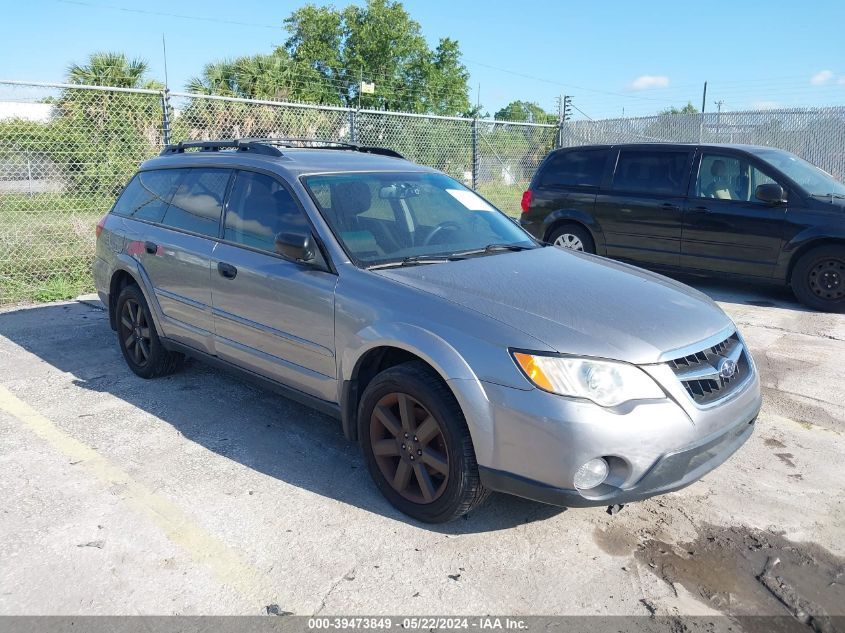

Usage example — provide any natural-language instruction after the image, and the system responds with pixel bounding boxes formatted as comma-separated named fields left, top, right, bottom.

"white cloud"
left=629, top=75, right=670, bottom=91
left=751, top=100, right=781, bottom=110
left=810, top=70, right=835, bottom=85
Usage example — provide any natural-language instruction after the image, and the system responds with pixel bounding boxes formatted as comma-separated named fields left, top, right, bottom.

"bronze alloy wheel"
left=119, top=297, right=152, bottom=367
left=369, top=392, right=450, bottom=504
left=808, top=257, right=844, bottom=301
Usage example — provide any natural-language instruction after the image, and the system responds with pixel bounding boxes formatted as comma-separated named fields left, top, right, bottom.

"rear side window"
left=224, top=171, right=309, bottom=254
left=539, top=149, right=608, bottom=188
left=112, top=170, right=181, bottom=222
left=160, top=168, right=231, bottom=237
left=612, top=150, right=690, bottom=195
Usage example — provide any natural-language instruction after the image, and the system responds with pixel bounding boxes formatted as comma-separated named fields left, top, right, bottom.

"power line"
left=55, top=0, right=280, bottom=29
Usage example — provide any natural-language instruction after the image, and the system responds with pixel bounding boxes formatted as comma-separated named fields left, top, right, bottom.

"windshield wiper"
left=448, top=243, right=535, bottom=258
left=811, top=192, right=845, bottom=199
left=366, top=254, right=464, bottom=270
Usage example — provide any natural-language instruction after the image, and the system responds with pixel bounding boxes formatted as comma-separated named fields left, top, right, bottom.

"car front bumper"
left=461, top=363, right=761, bottom=508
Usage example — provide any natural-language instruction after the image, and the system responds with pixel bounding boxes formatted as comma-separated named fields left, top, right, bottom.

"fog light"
left=574, top=458, right=609, bottom=490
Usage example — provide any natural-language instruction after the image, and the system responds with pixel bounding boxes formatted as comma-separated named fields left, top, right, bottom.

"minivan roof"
left=553, top=142, right=787, bottom=154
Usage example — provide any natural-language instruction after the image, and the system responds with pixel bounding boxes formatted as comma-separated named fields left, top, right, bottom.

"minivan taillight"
left=95, top=214, right=108, bottom=239
left=520, top=190, right=533, bottom=214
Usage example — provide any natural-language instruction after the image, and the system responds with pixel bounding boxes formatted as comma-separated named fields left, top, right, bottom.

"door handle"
left=691, top=205, right=711, bottom=213
left=661, top=203, right=680, bottom=211
left=217, top=262, right=238, bottom=279
left=144, top=241, right=158, bottom=254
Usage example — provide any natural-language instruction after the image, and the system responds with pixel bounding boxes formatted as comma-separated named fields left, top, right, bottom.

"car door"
left=116, top=167, right=231, bottom=354
left=593, top=147, right=693, bottom=267
left=210, top=169, right=338, bottom=402
left=681, top=151, right=787, bottom=278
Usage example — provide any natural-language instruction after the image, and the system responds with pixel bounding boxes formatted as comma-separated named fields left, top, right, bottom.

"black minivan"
left=519, top=143, right=845, bottom=312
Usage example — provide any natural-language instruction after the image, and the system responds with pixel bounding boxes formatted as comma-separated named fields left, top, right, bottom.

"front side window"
left=303, top=172, right=535, bottom=267
left=612, top=150, right=690, bottom=195
left=224, top=171, right=309, bottom=253
left=696, top=154, right=782, bottom=203
left=539, top=149, right=608, bottom=188
left=160, top=168, right=231, bottom=237
left=112, top=170, right=181, bottom=222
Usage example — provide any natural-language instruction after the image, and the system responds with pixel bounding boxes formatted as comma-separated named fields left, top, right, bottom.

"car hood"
left=374, top=247, right=733, bottom=365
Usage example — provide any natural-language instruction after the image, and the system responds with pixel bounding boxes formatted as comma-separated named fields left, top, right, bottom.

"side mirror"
left=755, top=183, right=786, bottom=204
left=275, top=231, right=316, bottom=263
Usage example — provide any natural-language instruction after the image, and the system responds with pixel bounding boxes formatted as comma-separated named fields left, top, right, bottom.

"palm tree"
left=67, top=52, right=149, bottom=88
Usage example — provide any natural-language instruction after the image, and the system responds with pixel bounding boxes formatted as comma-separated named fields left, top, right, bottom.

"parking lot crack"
left=313, top=565, right=356, bottom=616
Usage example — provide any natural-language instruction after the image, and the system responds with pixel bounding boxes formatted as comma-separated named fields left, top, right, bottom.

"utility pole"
left=714, top=100, right=724, bottom=139
left=699, top=81, right=707, bottom=142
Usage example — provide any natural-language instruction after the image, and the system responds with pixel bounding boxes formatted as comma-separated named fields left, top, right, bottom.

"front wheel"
left=791, top=245, right=845, bottom=313
left=358, top=361, right=488, bottom=523
left=548, top=223, right=595, bottom=254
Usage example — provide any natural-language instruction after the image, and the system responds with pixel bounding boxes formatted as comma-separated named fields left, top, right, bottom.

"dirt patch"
left=765, top=438, right=787, bottom=449
left=636, top=524, right=845, bottom=630
left=775, top=453, right=797, bottom=468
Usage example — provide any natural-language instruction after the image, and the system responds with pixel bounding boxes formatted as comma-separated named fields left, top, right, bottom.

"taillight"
left=520, top=190, right=533, bottom=214
left=95, top=214, right=108, bottom=239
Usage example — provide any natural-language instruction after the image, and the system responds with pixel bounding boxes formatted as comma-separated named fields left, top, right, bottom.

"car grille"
left=667, top=333, right=749, bottom=405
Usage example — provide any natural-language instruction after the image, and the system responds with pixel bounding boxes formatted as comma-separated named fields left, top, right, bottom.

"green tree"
left=494, top=101, right=555, bottom=124
left=67, top=52, right=157, bottom=89
left=660, top=102, right=699, bottom=115
left=280, top=0, right=469, bottom=114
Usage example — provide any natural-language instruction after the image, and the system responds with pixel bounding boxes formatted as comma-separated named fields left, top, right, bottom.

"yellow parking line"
left=0, top=385, right=278, bottom=608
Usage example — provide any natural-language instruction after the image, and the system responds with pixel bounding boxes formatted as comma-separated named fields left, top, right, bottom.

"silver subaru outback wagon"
left=93, top=139, right=761, bottom=523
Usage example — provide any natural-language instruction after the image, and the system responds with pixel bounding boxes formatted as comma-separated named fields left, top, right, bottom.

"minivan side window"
left=224, top=171, right=309, bottom=254
left=112, top=170, right=181, bottom=223
left=696, top=153, right=782, bottom=203
left=160, top=168, right=231, bottom=237
left=612, top=150, right=690, bottom=195
left=539, top=149, right=608, bottom=188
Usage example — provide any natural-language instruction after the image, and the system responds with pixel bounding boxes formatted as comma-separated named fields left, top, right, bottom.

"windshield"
left=303, top=172, right=536, bottom=267
left=755, top=149, right=845, bottom=197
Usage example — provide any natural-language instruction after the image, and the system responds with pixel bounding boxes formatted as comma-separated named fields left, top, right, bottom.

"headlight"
left=512, top=352, right=665, bottom=407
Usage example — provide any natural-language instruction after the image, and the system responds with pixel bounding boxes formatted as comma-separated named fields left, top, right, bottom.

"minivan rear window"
left=613, top=150, right=690, bottom=195
left=539, top=149, right=608, bottom=188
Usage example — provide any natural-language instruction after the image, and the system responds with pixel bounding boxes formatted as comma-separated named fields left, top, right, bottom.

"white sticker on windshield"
left=445, top=188, right=495, bottom=212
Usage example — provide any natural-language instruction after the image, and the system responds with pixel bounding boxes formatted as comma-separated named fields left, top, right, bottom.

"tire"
left=790, top=245, right=845, bottom=313
left=357, top=361, right=488, bottom=523
left=115, top=284, right=183, bottom=378
left=548, top=223, right=595, bottom=253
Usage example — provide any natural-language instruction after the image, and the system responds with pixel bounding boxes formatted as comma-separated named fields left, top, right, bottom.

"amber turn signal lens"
left=513, top=352, right=554, bottom=392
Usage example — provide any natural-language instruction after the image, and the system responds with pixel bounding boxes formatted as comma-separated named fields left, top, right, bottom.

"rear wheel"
left=548, top=223, right=595, bottom=254
left=358, top=361, right=487, bottom=523
left=791, top=245, right=845, bottom=313
left=115, top=284, right=183, bottom=378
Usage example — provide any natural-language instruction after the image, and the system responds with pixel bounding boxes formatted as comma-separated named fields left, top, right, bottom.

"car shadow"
left=666, top=274, right=812, bottom=313
left=0, top=301, right=564, bottom=535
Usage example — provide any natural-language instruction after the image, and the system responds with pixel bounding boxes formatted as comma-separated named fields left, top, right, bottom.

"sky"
left=1, top=0, right=844, bottom=120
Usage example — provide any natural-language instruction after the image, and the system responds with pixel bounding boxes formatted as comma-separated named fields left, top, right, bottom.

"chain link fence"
left=0, top=80, right=555, bottom=305
left=561, top=107, right=845, bottom=181
left=2, top=79, right=843, bottom=306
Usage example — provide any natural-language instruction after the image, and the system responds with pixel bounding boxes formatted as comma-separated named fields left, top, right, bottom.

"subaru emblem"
left=718, top=358, right=738, bottom=380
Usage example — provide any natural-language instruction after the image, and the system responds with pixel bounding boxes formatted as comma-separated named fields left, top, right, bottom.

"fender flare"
left=106, top=255, right=165, bottom=335
left=338, top=323, right=493, bottom=452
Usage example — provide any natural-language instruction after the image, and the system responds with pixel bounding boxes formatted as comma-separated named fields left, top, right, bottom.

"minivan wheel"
left=357, top=361, right=488, bottom=523
left=115, top=284, right=183, bottom=378
left=549, top=224, right=595, bottom=253
left=791, top=245, right=845, bottom=313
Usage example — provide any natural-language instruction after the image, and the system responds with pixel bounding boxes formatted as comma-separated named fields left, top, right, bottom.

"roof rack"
left=159, top=138, right=404, bottom=159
